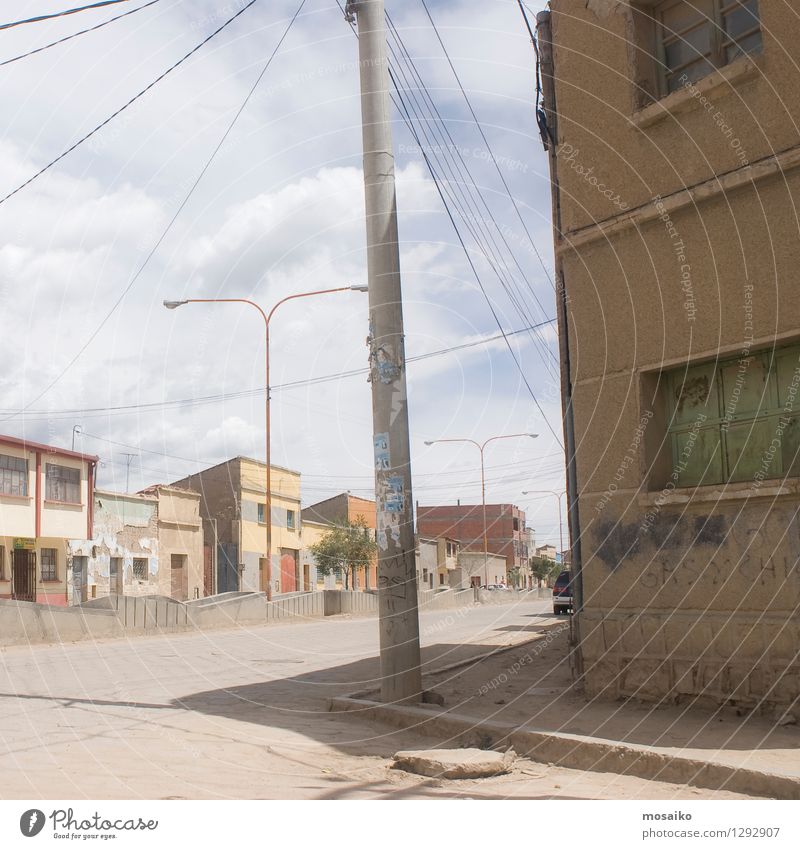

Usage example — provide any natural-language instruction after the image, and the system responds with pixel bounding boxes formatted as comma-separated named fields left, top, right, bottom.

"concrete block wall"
left=0, top=599, right=124, bottom=646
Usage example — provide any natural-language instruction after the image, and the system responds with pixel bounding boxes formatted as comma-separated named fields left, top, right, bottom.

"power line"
left=418, top=0, right=556, bottom=294
left=0, top=1, right=134, bottom=31
left=384, top=16, right=558, bottom=375
left=337, top=6, right=562, bottom=445
left=1, top=0, right=309, bottom=426
left=0, top=0, right=259, bottom=207
left=388, top=68, right=563, bottom=446
left=1, top=319, right=553, bottom=421
left=1, top=0, right=161, bottom=68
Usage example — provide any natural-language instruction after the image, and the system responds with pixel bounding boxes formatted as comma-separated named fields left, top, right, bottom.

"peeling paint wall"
left=70, top=491, right=159, bottom=602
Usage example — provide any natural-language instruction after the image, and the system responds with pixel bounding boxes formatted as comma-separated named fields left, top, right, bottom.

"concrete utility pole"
left=348, top=0, right=422, bottom=704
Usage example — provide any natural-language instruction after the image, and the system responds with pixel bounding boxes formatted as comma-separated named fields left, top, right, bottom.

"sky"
left=0, top=0, right=566, bottom=548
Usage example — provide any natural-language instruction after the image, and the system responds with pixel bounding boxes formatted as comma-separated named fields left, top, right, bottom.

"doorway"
left=72, top=556, right=88, bottom=604
left=12, top=549, right=36, bottom=602
left=109, top=557, right=123, bottom=595
left=170, top=554, right=187, bottom=600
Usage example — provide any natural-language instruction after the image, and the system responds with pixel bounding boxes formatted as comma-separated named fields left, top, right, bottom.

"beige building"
left=539, top=1, right=800, bottom=710
left=0, top=434, right=98, bottom=606
left=416, top=536, right=460, bottom=590
left=173, top=457, right=303, bottom=595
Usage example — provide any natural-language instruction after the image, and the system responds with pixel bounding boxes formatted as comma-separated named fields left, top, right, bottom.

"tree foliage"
left=529, top=555, right=560, bottom=585
left=309, top=516, right=377, bottom=591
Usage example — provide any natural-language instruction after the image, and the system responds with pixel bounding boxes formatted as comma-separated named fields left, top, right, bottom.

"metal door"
left=12, top=549, right=36, bottom=602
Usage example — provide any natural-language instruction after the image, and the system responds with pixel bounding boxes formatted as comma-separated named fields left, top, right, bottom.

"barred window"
left=46, top=464, right=81, bottom=503
left=664, top=345, right=800, bottom=487
left=41, top=548, right=57, bottom=581
left=133, top=558, right=148, bottom=580
left=654, top=0, right=762, bottom=94
left=0, top=453, right=28, bottom=497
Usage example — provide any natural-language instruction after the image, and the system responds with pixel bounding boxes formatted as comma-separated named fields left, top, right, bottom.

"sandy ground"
left=422, top=611, right=800, bottom=784
left=0, top=599, right=750, bottom=799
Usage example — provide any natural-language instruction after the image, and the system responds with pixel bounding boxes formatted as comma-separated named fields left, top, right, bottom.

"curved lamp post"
left=424, top=433, right=538, bottom=584
left=164, top=284, right=368, bottom=600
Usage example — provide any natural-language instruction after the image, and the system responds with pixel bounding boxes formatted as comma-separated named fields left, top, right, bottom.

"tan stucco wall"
left=548, top=0, right=800, bottom=710
left=156, top=487, right=204, bottom=601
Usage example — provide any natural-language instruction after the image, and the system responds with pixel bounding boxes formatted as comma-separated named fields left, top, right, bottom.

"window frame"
left=40, top=548, right=58, bottom=582
left=663, top=344, right=800, bottom=488
left=132, top=558, right=148, bottom=581
left=0, top=453, right=28, bottom=497
left=653, top=0, right=762, bottom=97
left=286, top=509, right=296, bottom=530
left=45, top=463, right=81, bottom=504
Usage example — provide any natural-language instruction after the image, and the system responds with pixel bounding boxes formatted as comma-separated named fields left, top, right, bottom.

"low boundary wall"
left=1, top=587, right=546, bottom=647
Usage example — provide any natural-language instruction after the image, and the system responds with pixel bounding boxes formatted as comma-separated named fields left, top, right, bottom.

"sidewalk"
left=330, top=613, right=800, bottom=798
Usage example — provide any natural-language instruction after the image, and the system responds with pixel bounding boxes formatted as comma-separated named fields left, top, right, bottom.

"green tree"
left=309, top=516, right=377, bottom=591
left=529, top=555, right=560, bottom=586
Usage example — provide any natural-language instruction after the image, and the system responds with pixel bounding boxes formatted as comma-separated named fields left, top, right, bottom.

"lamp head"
left=527, top=433, right=539, bottom=438
left=424, top=440, right=434, bottom=446
left=349, top=283, right=369, bottom=292
left=163, top=300, right=188, bottom=310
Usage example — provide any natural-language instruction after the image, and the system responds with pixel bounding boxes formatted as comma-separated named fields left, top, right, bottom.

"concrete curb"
left=328, top=695, right=800, bottom=799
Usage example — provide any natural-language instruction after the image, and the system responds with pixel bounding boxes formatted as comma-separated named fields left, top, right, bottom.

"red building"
left=416, top=503, right=528, bottom=570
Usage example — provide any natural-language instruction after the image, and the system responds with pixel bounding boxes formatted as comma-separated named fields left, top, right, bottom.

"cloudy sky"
left=0, top=0, right=566, bottom=547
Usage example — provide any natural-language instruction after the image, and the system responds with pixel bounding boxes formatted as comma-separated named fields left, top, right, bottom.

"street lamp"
left=522, top=489, right=567, bottom=562
left=164, top=283, right=368, bottom=601
left=424, top=433, right=538, bottom=586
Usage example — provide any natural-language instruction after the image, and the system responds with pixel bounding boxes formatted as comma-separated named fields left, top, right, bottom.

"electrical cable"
left=1, top=319, right=553, bottom=421
left=335, top=1, right=563, bottom=444
left=0, top=0, right=309, bottom=426
left=1, top=0, right=161, bottom=68
left=389, top=70, right=563, bottom=446
left=0, top=0, right=259, bottom=207
left=418, top=0, right=557, bottom=295
left=0, top=0, right=134, bottom=32
left=385, top=17, right=558, bottom=374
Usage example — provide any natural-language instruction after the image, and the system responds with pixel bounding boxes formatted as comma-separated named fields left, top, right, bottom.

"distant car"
left=552, top=570, right=573, bottom=614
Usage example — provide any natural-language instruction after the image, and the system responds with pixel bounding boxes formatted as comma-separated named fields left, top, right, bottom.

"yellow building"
left=539, top=1, right=800, bottom=711
left=0, top=434, right=98, bottom=606
left=172, top=457, right=302, bottom=595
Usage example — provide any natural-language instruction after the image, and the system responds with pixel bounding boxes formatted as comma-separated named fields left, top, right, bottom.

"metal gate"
left=12, top=549, right=36, bottom=602
left=217, top=542, right=239, bottom=594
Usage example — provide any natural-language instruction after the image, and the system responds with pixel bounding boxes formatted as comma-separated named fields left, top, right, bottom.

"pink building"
left=0, top=434, right=98, bottom=606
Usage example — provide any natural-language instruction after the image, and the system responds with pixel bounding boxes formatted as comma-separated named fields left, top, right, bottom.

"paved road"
left=0, top=599, right=744, bottom=800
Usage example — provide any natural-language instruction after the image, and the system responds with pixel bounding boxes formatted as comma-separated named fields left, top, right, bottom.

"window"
left=41, top=548, right=57, bottom=581
left=654, top=0, right=762, bottom=95
left=133, top=558, right=148, bottom=580
left=257, top=503, right=266, bottom=524
left=287, top=509, right=296, bottom=530
left=0, top=453, right=28, bottom=497
left=46, top=464, right=80, bottom=503
left=0, top=545, right=5, bottom=580
left=439, top=573, right=446, bottom=586
left=662, top=345, right=800, bottom=488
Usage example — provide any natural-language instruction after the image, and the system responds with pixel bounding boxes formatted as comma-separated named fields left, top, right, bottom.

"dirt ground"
left=421, top=613, right=800, bottom=784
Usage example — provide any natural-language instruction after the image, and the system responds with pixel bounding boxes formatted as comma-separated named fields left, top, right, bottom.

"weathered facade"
left=68, top=486, right=204, bottom=603
left=539, top=0, right=800, bottom=710
left=173, top=457, right=302, bottom=595
left=0, top=434, right=97, bottom=606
